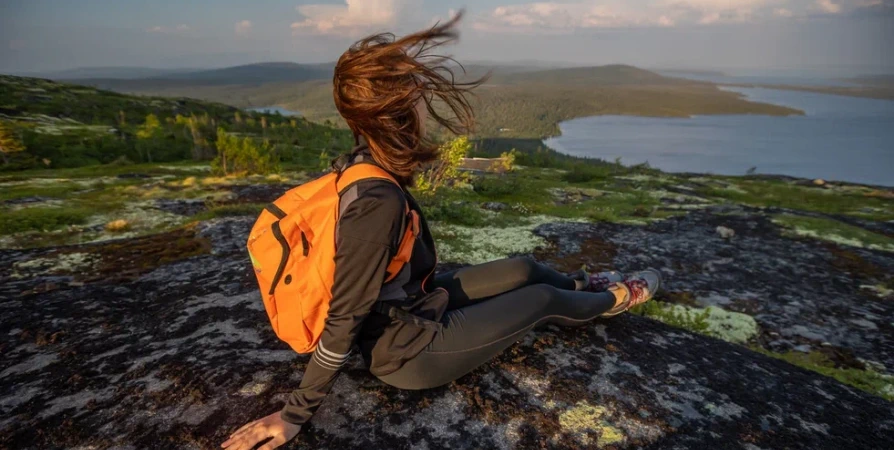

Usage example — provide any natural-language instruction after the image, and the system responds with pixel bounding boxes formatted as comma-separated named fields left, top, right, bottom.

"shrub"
left=211, top=128, right=280, bottom=176
left=472, top=175, right=522, bottom=198
left=421, top=199, right=487, bottom=227
left=490, top=150, right=518, bottom=172
left=562, top=164, right=616, bottom=183
left=416, top=136, right=471, bottom=196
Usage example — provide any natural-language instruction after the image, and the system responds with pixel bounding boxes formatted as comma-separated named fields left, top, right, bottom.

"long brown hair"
left=332, top=10, right=487, bottom=185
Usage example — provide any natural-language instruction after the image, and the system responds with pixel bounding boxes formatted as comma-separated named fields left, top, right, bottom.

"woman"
left=222, top=12, right=660, bottom=450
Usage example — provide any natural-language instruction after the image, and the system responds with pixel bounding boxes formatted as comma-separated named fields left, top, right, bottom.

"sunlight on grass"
left=753, top=348, right=894, bottom=402
left=773, top=214, right=894, bottom=252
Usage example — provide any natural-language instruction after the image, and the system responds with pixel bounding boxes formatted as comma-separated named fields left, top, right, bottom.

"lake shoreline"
left=541, top=86, right=894, bottom=187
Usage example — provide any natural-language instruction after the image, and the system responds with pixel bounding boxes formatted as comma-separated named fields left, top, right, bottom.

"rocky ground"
left=536, top=206, right=894, bottom=373
left=2, top=201, right=894, bottom=448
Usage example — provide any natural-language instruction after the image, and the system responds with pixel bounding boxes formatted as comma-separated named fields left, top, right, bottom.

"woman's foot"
left=602, top=268, right=661, bottom=317
left=587, top=270, right=625, bottom=292
left=569, top=269, right=625, bottom=292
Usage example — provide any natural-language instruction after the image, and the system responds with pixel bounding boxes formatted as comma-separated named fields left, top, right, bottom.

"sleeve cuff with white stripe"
left=313, top=340, right=352, bottom=370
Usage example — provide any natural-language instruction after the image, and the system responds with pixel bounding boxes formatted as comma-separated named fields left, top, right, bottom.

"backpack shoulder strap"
left=334, top=163, right=419, bottom=283
left=336, top=163, right=400, bottom=194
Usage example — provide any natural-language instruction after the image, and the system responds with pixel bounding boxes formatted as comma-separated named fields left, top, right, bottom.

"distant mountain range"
left=19, top=66, right=199, bottom=80
left=63, top=61, right=694, bottom=93
left=491, top=64, right=697, bottom=86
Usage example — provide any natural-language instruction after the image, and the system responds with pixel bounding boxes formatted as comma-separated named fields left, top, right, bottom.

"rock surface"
left=1, top=216, right=893, bottom=449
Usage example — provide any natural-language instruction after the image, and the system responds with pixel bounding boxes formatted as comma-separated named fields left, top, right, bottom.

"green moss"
left=773, top=214, right=894, bottom=252
left=0, top=206, right=92, bottom=235
left=191, top=203, right=266, bottom=221
left=630, top=301, right=759, bottom=344
left=699, top=180, right=894, bottom=221
left=0, top=182, right=83, bottom=202
left=754, top=349, right=894, bottom=401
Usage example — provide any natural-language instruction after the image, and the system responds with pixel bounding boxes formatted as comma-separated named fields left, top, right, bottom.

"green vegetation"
left=0, top=206, right=93, bottom=235
left=0, top=120, right=26, bottom=165
left=190, top=203, right=267, bottom=222
left=773, top=214, right=894, bottom=252
left=0, top=75, right=354, bottom=171
left=754, top=349, right=894, bottom=401
left=698, top=178, right=894, bottom=221
left=212, top=128, right=280, bottom=176
left=416, top=136, right=472, bottom=195
left=630, top=301, right=759, bottom=344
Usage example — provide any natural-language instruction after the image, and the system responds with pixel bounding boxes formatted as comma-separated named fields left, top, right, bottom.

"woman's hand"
left=221, top=411, right=301, bottom=450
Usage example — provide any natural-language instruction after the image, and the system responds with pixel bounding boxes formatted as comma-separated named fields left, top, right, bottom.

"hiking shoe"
left=602, top=268, right=661, bottom=317
left=587, top=270, right=626, bottom=292
left=568, top=269, right=625, bottom=292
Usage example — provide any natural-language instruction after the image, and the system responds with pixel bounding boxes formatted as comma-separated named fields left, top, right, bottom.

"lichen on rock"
left=558, top=401, right=625, bottom=447
left=433, top=215, right=585, bottom=265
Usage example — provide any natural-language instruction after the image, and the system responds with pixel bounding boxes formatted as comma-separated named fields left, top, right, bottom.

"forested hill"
left=72, top=62, right=335, bottom=89
left=60, top=62, right=802, bottom=139
left=488, top=64, right=697, bottom=86
left=0, top=75, right=353, bottom=171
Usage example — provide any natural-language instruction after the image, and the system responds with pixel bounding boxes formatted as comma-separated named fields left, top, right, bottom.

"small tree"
left=319, top=150, right=330, bottom=171
left=212, top=128, right=279, bottom=176
left=177, top=114, right=212, bottom=160
left=0, top=121, right=25, bottom=166
left=136, top=114, right=163, bottom=163
left=416, top=136, right=471, bottom=195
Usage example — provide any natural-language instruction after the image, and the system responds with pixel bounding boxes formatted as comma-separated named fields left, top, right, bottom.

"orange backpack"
left=246, top=163, right=420, bottom=354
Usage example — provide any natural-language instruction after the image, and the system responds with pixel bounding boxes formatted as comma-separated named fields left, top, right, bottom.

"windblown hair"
left=332, top=10, right=487, bottom=185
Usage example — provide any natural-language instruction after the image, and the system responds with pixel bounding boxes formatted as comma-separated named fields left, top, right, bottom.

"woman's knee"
left=504, top=256, right=544, bottom=282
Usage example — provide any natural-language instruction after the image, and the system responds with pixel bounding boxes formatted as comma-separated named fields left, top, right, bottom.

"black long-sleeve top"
left=280, top=149, right=446, bottom=426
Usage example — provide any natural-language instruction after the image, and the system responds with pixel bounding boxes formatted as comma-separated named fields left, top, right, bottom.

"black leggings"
left=376, top=257, right=617, bottom=390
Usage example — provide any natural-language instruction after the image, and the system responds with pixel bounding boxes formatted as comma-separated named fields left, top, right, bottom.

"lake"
left=246, top=106, right=302, bottom=116
left=543, top=87, right=894, bottom=186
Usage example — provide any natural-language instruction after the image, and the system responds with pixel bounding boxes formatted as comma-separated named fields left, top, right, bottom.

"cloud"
left=8, top=40, right=26, bottom=51
left=473, top=0, right=877, bottom=32
left=774, top=8, right=794, bottom=16
left=816, top=0, right=843, bottom=12
left=235, top=20, right=253, bottom=36
left=147, top=24, right=190, bottom=34
left=660, top=0, right=777, bottom=23
left=472, top=1, right=670, bottom=32
left=849, top=0, right=894, bottom=16
left=291, top=0, right=422, bottom=36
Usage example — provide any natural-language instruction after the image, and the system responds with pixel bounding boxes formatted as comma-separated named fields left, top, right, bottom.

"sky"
left=1, top=0, right=892, bottom=75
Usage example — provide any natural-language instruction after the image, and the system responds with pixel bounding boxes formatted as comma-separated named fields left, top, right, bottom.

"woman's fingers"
left=224, top=431, right=268, bottom=450
left=258, top=434, right=288, bottom=450
left=230, top=419, right=258, bottom=437
left=222, top=423, right=264, bottom=449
